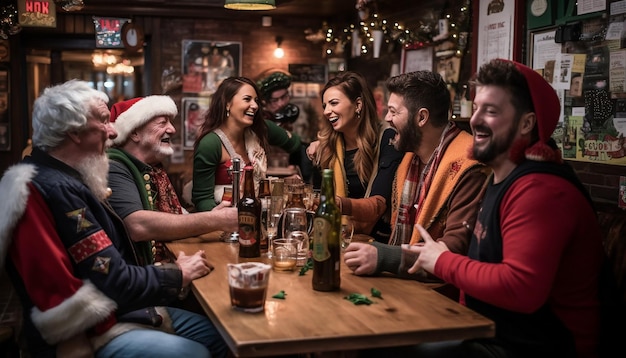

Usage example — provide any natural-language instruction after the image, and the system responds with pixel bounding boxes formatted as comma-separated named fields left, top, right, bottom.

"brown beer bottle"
left=258, top=178, right=271, bottom=254
left=285, top=182, right=306, bottom=209
left=238, top=166, right=261, bottom=259
left=312, top=169, right=341, bottom=291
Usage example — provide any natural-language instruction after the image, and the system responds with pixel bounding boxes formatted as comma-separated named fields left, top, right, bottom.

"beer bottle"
left=258, top=178, right=271, bottom=254
left=238, top=166, right=261, bottom=259
left=259, top=178, right=271, bottom=198
left=285, top=182, right=306, bottom=209
left=312, top=169, right=341, bottom=291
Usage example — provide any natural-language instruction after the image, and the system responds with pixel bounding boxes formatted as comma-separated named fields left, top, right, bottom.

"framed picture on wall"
left=476, top=0, right=523, bottom=68
left=182, top=97, right=210, bottom=149
left=401, top=47, right=433, bottom=74
left=528, top=27, right=560, bottom=73
left=436, top=56, right=461, bottom=84
left=181, top=40, right=241, bottom=95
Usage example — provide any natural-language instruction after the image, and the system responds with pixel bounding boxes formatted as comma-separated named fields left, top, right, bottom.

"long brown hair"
left=317, top=71, right=380, bottom=185
left=194, top=77, right=269, bottom=152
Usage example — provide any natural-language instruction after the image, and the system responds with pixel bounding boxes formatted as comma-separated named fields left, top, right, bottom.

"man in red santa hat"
left=107, top=95, right=237, bottom=264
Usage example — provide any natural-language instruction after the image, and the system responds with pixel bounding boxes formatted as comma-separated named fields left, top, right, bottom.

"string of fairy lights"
left=321, top=0, right=471, bottom=58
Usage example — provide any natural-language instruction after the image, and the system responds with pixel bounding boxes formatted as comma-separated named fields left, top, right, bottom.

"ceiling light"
left=224, top=0, right=276, bottom=10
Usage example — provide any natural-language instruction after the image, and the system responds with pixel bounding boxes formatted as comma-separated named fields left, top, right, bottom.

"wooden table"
left=166, top=236, right=494, bottom=357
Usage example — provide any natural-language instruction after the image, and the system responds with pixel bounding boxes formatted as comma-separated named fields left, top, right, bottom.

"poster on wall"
left=552, top=92, right=626, bottom=166
left=182, top=97, right=210, bottom=149
left=535, top=15, right=626, bottom=166
left=181, top=40, right=241, bottom=95
left=476, top=0, right=516, bottom=68
left=93, top=17, right=129, bottom=48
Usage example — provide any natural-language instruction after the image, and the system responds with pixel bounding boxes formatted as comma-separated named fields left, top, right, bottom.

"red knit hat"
left=503, top=59, right=562, bottom=163
left=109, top=95, right=178, bottom=146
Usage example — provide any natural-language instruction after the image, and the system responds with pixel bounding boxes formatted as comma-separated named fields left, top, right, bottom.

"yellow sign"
left=18, top=0, right=56, bottom=28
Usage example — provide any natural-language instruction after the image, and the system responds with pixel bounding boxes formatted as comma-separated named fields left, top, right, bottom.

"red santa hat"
left=110, top=95, right=178, bottom=146
left=505, top=60, right=562, bottom=163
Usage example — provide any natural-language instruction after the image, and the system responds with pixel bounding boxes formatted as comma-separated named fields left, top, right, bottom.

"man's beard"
left=394, top=119, right=422, bottom=153
left=155, top=143, right=174, bottom=157
left=76, top=154, right=110, bottom=201
left=143, top=137, right=173, bottom=161
left=471, top=124, right=518, bottom=164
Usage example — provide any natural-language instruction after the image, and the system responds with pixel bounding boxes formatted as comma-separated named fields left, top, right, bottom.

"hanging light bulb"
left=273, top=36, right=284, bottom=58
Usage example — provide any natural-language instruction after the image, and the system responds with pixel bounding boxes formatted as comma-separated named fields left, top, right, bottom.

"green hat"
left=256, top=71, right=291, bottom=100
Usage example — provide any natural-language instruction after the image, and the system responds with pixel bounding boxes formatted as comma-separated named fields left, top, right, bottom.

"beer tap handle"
left=224, top=157, right=241, bottom=243
left=231, top=158, right=241, bottom=208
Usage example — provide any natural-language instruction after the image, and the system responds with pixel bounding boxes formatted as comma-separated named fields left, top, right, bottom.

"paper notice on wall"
left=553, top=53, right=573, bottom=89
left=610, top=49, right=626, bottom=92
left=476, top=0, right=515, bottom=67
left=531, top=30, right=562, bottom=71
left=605, top=21, right=624, bottom=40
left=578, top=0, right=607, bottom=15
left=572, top=54, right=587, bottom=73
left=611, top=0, right=626, bottom=15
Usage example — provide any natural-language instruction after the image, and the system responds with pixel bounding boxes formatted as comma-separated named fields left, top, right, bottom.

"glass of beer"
left=227, top=262, right=271, bottom=313
left=272, top=238, right=298, bottom=271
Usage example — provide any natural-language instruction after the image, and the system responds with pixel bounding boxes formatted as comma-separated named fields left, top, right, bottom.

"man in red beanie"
left=399, top=59, right=607, bottom=357
left=107, top=95, right=238, bottom=264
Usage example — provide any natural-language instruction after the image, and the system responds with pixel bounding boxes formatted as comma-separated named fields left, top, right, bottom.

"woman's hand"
left=306, top=140, right=320, bottom=161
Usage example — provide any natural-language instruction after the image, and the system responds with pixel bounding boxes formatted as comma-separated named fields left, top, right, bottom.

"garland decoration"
left=306, top=0, right=471, bottom=59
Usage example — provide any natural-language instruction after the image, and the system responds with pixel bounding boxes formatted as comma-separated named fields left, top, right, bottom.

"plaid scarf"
left=148, top=165, right=183, bottom=262
left=150, top=165, right=183, bottom=215
left=389, top=123, right=461, bottom=246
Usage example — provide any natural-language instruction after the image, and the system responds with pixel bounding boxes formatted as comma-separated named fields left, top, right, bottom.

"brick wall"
left=158, top=17, right=323, bottom=83
left=569, top=161, right=623, bottom=207
left=153, top=16, right=325, bottom=180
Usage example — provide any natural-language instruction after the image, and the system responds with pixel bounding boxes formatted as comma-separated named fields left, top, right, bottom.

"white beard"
left=140, top=135, right=173, bottom=162
left=76, top=154, right=110, bottom=201
left=156, top=144, right=174, bottom=157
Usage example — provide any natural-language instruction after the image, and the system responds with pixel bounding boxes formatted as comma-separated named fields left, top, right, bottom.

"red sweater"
left=435, top=173, right=603, bottom=357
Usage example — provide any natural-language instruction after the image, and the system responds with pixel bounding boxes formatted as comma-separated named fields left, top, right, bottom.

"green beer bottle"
left=312, top=169, right=341, bottom=291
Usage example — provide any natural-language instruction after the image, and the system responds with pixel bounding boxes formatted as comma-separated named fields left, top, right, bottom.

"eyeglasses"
left=268, top=92, right=290, bottom=105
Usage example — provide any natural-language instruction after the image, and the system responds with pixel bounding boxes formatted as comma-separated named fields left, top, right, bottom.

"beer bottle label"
left=238, top=213, right=258, bottom=246
left=312, top=217, right=331, bottom=261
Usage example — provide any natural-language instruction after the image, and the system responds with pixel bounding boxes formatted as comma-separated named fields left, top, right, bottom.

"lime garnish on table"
left=371, top=287, right=383, bottom=299
left=272, top=290, right=287, bottom=299
left=298, top=258, right=313, bottom=276
left=344, top=293, right=375, bottom=305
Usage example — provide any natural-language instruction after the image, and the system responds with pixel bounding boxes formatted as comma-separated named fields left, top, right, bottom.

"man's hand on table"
left=343, top=242, right=378, bottom=275
left=175, top=250, right=214, bottom=286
